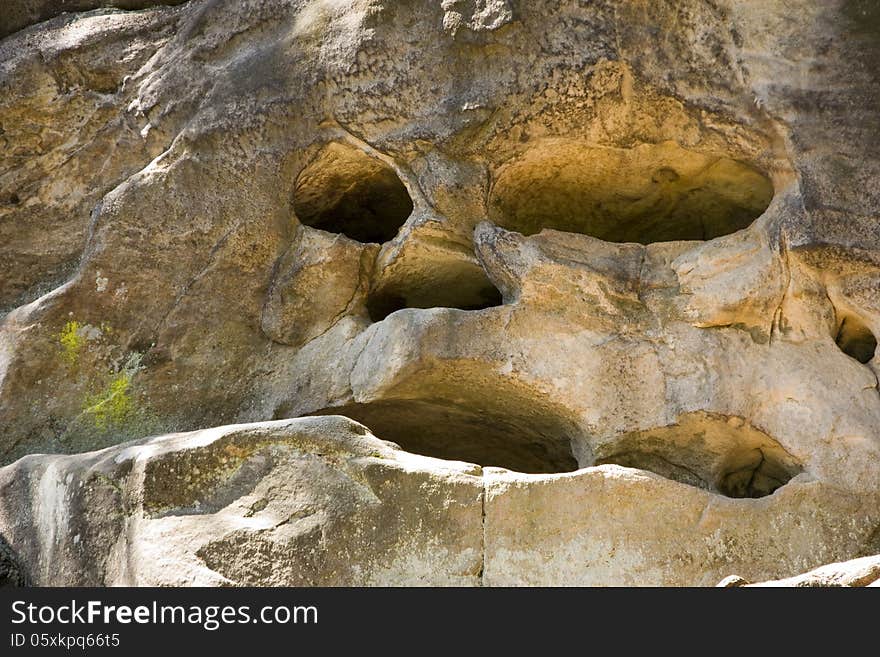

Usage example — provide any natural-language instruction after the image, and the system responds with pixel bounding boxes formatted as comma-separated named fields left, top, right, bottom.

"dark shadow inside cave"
left=293, top=142, right=414, bottom=244
left=311, top=399, right=578, bottom=474
left=835, top=315, right=877, bottom=364
left=289, top=367, right=582, bottom=475
left=367, top=263, right=503, bottom=322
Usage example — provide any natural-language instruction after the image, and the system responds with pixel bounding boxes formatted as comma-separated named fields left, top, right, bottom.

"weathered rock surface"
left=1, top=0, right=879, bottom=586
left=1, top=416, right=877, bottom=586
left=719, top=554, right=880, bottom=587
left=0, top=2, right=189, bottom=40
left=0, top=417, right=484, bottom=586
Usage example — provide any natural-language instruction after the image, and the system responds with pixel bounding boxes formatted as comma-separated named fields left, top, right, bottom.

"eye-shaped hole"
left=488, top=140, right=774, bottom=244
left=293, top=143, right=414, bottom=244
left=835, top=314, right=877, bottom=364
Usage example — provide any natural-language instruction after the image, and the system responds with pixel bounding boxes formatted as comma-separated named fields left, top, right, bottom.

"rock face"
left=1, top=415, right=876, bottom=587
left=0, top=0, right=878, bottom=586
left=719, top=555, right=880, bottom=587
left=0, top=417, right=485, bottom=586
left=0, top=2, right=189, bottom=40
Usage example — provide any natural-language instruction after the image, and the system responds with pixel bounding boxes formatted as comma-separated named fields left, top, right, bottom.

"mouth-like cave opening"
left=488, top=140, right=774, bottom=244
left=835, top=314, right=877, bottom=364
left=299, top=370, right=580, bottom=474
left=292, top=142, right=414, bottom=244
left=592, top=412, right=803, bottom=498
left=311, top=399, right=577, bottom=473
left=367, top=259, right=503, bottom=322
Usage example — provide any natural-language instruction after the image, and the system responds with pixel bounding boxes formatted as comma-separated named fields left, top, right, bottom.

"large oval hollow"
left=309, top=399, right=578, bottom=474
left=593, top=412, right=803, bottom=499
left=293, top=143, right=414, bottom=244
left=488, top=140, right=774, bottom=244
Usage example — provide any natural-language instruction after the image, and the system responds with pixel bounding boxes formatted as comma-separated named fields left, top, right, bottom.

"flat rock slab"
left=1, top=417, right=877, bottom=586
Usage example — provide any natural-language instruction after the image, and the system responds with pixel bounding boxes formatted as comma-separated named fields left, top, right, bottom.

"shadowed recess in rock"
left=835, top=314, right=877, bottom=364
left=0, top=533, right=28, bottom=587
left=367, top=261, right=503, bottom=322
left=0, top=1, right=190, bottom=39
left=489, top=140, right=774, bottom=244
left=293, top=142, right=413, bottom=243
left=303, top=384, right=580, bottom=474
left=593, top=412, right=803, bottom=498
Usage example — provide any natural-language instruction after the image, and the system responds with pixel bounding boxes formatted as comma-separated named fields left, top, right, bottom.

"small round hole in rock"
left=835, top=315, right=877, bottom=364
left=293, top=143, right=413, bottom=243
left=488, top=140, right=773, bottom=244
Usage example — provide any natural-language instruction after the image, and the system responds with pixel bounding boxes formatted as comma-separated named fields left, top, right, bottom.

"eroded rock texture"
left=1, top=0, right=879, bottom=586
left=719, top=555, right=880, bottom=587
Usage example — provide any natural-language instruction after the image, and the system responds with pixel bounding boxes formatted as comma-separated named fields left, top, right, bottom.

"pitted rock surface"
left=1, top=0, right=878, bottom=586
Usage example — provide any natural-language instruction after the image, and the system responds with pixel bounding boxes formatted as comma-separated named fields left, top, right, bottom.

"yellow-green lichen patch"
left=83, top=373, right=133, bottom=429
left=82, top=352, right=143, bottom=430
left=58, top=320, right=114, bottom=366
left=59, top=320, right=84, bottom=365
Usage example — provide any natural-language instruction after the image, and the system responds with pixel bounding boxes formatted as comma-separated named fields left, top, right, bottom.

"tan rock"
left=2, top=416, right=878, bottom=587
left=0, top=417, right=484, bottom=586
left=262, top=228, right=378, bottom=347
left=723, top=554, right=880, bottom=587
left=0, top=0, right=878, bottom=586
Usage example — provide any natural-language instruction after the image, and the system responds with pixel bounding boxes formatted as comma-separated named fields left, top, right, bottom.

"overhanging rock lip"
left=481, top=461, right=816, bottom=502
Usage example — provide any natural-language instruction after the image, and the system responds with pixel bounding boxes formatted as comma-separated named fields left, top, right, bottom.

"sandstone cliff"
left=1, top=0, right=878, bottom=586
